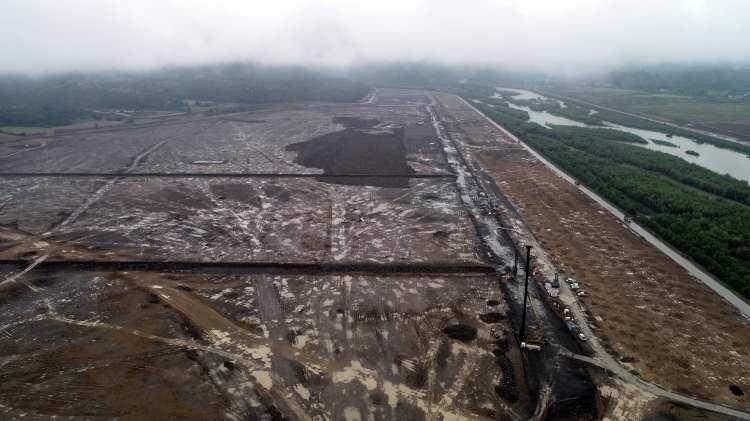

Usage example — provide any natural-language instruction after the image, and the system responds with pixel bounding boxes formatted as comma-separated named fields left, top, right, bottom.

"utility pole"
left=519, top=245, right=532, bottom=342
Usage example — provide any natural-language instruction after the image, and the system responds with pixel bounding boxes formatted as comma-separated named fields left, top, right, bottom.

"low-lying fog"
left=1, top=0, right=749, bottom=74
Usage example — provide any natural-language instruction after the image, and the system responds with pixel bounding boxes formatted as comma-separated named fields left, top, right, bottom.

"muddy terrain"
left=0, top=267, right=530, bottom=420
left=8, top=86, right=740, bottom=420
left=0, top=177, right=480, bottom=264
left=0, top=90, right=543, bottom=420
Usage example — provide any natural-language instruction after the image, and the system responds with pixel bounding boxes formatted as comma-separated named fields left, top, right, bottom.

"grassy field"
left=546, top=86, right=750, bottom=124
left=629, top=102, right=750, bottom=124
left=0, top=126, right=48, bottom=136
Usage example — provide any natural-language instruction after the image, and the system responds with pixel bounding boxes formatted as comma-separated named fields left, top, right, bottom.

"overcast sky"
left=1, top=0, right=748, bottom=74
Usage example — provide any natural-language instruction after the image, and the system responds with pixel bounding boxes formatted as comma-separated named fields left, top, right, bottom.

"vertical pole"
left=519, top=245, right=532, bottom=342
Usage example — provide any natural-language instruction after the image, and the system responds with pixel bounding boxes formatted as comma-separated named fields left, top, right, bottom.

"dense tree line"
left=609, top=66, right=750, bottom=98
left=547, top=125, right=750, bottom=205
left=349, top=63, right=533, bottom=89
left=466, top=92, right=750, bottom=299
left=0, top=63, right=370, bottom=127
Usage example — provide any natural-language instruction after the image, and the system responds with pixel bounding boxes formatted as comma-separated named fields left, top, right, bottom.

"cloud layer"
left=1, top=0, right=748, bottom=73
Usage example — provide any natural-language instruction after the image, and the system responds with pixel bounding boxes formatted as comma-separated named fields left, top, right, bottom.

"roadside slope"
left=434, top=92, right=750, bottom=411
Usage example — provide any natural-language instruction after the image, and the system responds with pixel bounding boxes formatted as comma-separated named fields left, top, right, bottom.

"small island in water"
left=650, top=138, right=679, bottom=148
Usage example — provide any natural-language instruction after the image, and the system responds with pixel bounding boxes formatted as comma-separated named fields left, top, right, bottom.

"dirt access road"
left=431, top=91, right=750, bottom=417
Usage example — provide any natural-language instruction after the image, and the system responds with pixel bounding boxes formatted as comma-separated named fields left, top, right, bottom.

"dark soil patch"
left=149, top=187, right=210, bottom=209
left=479, top=312, right=506, bottom=324
left=487, top=299, right=501, bottom=307
left=494, top=338, right=510, bottom=352
left=644, top=401, right=727, bottom=421
left=432, top=230, right=449, bottom=239
left=443, top=324, right=477, bottom=342
left=493, top=353, right=519, bottom=403
left=333, top=116, right=380, bottom=129
left=0, top=241, right=15, bottom=253
left=18, top=250, right=38, bottom=259
left=210, top=183, right=262, bottom=207
left=261, top=184, right=290, bottom=202
left=404, top=362, right=427, bottom=389
left=370, top=391, right=387, bottom=406
left=286, top=126, right=414, bottom=188
left=730, top=384, right=744, bottom=396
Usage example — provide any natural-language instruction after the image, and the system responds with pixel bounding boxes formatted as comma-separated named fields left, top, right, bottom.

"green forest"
left=464, top=85, right=750, bottom=299
left=608, top=66, right=750, bottom=99
left=0, top=63, right=370, bottom=127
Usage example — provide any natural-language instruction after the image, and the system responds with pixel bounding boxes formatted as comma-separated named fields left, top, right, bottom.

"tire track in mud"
left=49, top=138, right=170, bottom=232
left=0, top=139, right=171, bottom=290
left=329, top=189, right=349, bottom=261
left=0, top=172, right=455, bottom=179
left=0, top=227, right=514, bottom=420
left=31, top=272, right=499, bottom=420
left=8, top=269, right=321, bottom=419
left=0, top=260, right=496, bottom=274
left=233, top=124, right=298, bottom=173
left=130, top=276, right=332, bottom=373
left=0, top=123, right=220, bottom=291
left=201, top=180, right=263, bottom=257
left=43, top=312, right=313, bottom=420
left=3, top=98, right=526, bottom=419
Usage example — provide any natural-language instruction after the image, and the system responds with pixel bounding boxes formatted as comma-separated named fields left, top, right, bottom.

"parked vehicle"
left=521, top=341, right=542, bottom=351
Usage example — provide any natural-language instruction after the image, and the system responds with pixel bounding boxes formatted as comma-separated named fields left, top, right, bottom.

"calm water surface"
left=499, top=88, right=750, bottom=183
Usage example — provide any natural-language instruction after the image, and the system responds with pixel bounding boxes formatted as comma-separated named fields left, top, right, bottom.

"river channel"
left=499, top=88, right=750, bottom=184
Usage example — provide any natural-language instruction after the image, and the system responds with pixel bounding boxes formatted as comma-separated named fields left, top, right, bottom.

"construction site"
left=0, top=87, right=748, bottom=420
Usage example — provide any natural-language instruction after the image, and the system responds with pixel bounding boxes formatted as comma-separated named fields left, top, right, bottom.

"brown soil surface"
left=644, top=400, right=736, bottom=420
left=0, top=273, right=227, bottom=420
left=473, top=146, right=750, bottom=409
left=332, top=116, right=380, bottom=129
left=286, top=124, right=414, bottom=187
left=209, top=182, right=263, bottom=207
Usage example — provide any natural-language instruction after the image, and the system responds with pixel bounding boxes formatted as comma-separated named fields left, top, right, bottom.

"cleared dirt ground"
left=0, top=104, right=437, bottom=175
left=0, top=90, right=532, bottom=420
left=0, top=268, right=529, bottom=420
left=0, top=177, right=479, bottom=264
left=0, top=271, right=228, bottom=420
left=442, top=101, right=750, bottom=408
